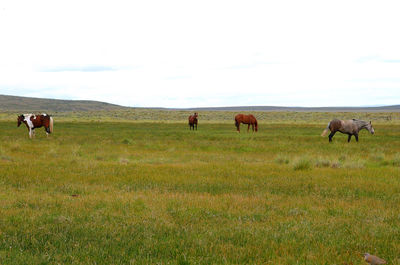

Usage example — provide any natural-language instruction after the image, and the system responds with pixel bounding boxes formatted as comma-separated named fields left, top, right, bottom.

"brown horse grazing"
left=188, top=112, right=198, bottom=130
left=18, top=113, right=54, bottom=138
left=321, top=119, right=374, bottom=142
left=235, top=114, right=258, bottom=133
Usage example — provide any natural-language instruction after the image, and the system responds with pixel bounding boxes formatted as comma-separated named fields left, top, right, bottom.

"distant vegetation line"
left=1, top=109, right=399, bottom=125
left=184, top=105, right=400, bottom=112
left=0, top=94, right=399, bottom=113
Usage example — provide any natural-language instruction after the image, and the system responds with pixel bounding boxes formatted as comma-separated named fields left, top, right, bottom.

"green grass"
left=1, top=110, right=400, bottom=125
left=0, top=121, right=400, bottom=264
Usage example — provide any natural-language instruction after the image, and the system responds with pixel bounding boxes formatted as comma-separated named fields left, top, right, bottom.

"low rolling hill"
left=0, top=94, right=399, bottom=113
left=0, top=94, right=130, bottom=112
left=187, top=105, right=400, bottom=112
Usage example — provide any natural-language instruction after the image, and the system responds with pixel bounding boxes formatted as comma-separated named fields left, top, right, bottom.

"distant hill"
left=0, top=94, right=399, bottom=113
left=0, top=94, right=130, bottom=112
left=183, top=105, right=400, bottom=112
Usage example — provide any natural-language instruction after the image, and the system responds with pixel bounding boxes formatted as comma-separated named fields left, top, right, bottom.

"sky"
left=0, top=0, right=400, bottom=108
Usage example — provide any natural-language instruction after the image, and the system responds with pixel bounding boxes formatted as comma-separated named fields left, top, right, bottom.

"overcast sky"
left=1, top=0, right=399, bottom=108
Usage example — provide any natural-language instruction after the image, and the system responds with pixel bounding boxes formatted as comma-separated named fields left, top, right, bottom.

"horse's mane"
left=352, top=119, right=368, bottom=128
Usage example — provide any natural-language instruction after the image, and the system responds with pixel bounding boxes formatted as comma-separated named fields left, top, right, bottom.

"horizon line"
left=0, top=94, right=399, bottom=109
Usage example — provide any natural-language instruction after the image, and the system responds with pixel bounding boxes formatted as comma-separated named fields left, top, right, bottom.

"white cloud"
left=0, top=0, right=400, bottom=107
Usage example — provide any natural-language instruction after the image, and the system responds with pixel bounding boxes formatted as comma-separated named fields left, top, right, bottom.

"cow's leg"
left=347, top=134, right=352, bottom=142
left=355, top=134, right=359, bottom=142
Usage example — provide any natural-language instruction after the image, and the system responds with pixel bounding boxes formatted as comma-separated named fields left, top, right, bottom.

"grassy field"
left=0, top=118, right=399, bottom=264
left=1, top=109, right=400, bottom=125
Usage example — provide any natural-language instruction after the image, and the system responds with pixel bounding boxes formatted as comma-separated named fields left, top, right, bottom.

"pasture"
left=0, top=115, right=399, bottom=264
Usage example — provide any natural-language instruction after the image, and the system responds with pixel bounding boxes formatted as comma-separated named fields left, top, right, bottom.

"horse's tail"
left=49, top=116, right=54, bottom=133
left=321, top=122, right=330, bottom=136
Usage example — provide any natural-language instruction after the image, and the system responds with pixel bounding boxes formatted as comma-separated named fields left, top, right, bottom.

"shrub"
left=293, top=159, right=312, bottom=171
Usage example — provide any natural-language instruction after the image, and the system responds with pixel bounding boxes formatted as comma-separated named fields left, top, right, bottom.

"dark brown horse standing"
left=188, top=112, right=198, bottom=130
left=235, top=114, right=258, bottom=133
left=18, top=113, right=54, bottom=138
left=321, top=119, right=374, bottom=142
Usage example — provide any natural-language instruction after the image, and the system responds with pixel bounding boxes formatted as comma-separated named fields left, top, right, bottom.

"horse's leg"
left=347, top=134, right=352, bottom=142
left=237, top=123, right=240, bottom=133
left=247, top=124, right=250, bottom=132
left=195, top=123, right=197, bottom=130
left=328, top=131, right=336, bottom=142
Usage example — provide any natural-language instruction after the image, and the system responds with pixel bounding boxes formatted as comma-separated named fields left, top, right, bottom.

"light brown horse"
left=321, top=119, right=374, bottom=142
left=235, top=114, right=258, bottom=133
left=188, top=112, right=198, bottom=130
left=18, top=113, right=54, bottom=138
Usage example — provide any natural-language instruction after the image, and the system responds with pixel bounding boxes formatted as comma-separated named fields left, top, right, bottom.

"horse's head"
left=367, top=121, right=375, bottom=134
left=17, top=115, right=24, bottom=127
left=255, top=122, right=258, bottom=132
left=194, top=112, right=198, bottom=117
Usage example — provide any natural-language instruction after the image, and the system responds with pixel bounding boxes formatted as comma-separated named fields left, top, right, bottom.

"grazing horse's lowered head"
left=17, top=113, right=54, bottom=138
left=321, top=119, right=374, bottom=142
left=17, top=114, right=25, bottom=127
left=365, top=120, right=375, bottom=134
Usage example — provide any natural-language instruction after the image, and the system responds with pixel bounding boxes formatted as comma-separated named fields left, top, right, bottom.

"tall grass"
left=0, top=120, right=399, bottom=264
